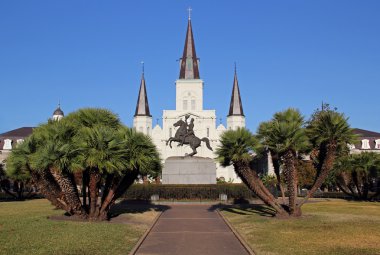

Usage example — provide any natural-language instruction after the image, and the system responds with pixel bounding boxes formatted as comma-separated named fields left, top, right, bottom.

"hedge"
left=122, top=184, right=256, bottom=201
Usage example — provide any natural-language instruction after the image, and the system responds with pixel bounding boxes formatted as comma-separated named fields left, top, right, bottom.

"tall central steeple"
left=179, top=13, right=200, bottom=79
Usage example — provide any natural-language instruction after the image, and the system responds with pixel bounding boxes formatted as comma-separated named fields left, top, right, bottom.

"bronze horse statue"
left=166, top=119, right=213, bottom=157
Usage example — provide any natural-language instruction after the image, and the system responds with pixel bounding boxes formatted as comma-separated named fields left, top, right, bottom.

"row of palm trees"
left=6, top=106, right=356, bottom=219
left=6, top=108, right=161, bottom=220
left=216, top=107, right=356, bottom=217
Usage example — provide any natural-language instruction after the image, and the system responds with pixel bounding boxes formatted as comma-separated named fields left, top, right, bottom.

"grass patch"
left=221, top=199, right=380, bottom=255
left=0, top=199, right=159, bottom=255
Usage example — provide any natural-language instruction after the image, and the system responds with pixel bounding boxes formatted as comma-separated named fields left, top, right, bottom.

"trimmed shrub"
left=122, top=184, right=256, bottom=201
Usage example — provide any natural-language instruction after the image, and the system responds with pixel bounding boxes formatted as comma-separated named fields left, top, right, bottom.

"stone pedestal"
left=162, top=156, right=216, bottom=184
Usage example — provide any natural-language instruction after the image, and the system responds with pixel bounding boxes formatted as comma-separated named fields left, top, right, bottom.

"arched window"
left=183, top=100, right=188, bottom=110
left=169, top=128, right=172, bottom=137
left=207, top=127, right=210, bottom=137
left=147, top=127, right=150, bottom=135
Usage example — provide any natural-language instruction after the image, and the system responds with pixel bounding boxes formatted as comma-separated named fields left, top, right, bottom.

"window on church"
left=207, top=128, right=210, bottom=137
left=191, top=100, right=196, bottom=110
left=139, top=127, right=143, bottom=133
left=183, top=100, right=188, bottom=110
left=147, top=127, right=150, bottom=135
left=169, top=128, right=172, bottom=137
left=361, top=139, right=370, bottom=149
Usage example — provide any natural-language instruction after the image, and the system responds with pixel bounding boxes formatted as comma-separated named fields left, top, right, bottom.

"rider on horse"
left=179, top=117, right=195, bottom=146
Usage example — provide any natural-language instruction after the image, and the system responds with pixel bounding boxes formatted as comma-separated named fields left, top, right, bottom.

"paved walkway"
left=134, top=205, right=250, bottom=255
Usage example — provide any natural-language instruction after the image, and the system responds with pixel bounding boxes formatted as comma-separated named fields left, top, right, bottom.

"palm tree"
left=257, top=108, right=310, bottom=216
left=5, top=136, right=67, bottom=206
left=216, top=127, right=288, bottom=217
left=334, top=152, right=380, bottom=200
left=298, top=110, right=356, bottom=207
left=74, top=125, right=129, bottom=219
left=29, top=121, right=85, bottom=216
left=99, top=127, right=162, bottom=219
left=6, top=108, right=161, bottom=221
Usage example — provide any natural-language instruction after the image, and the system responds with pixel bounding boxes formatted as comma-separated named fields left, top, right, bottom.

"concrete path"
left=134, top=205, right=250, bottom=255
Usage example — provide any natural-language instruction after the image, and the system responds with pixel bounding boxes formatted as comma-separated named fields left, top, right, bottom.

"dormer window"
left=361, top=139, right=370, bottom=149
left=17, top=139, right=24, bottom=144
left=375, top=139, right=380, bottom=149
left=3, top=139, right=12, bottom=150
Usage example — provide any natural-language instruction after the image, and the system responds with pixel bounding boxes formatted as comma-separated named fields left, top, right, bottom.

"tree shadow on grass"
left=212, top=204, right=277, bottom=217
left=109, top=199, right=170, bottom=219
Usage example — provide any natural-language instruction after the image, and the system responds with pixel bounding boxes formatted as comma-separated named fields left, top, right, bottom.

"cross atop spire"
left=134, top=66, right=151, bottom=117
left=179, top=12, right=200, bottom=79
left=228, top=65, right=244, bottom=117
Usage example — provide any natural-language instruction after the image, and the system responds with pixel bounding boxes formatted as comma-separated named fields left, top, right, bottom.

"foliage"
left=257, top=108, right=310, bottom=155
left=123, top=184, right=256, bottom=200
left=333, top=152, right=380, bottom=200
left=216, top=127, right=257, bottom=167
left=5, top=108, right=162, bottom=220
left=296, top=160, right=317, bottom=189
left=260, top=174, right=277, bottom=187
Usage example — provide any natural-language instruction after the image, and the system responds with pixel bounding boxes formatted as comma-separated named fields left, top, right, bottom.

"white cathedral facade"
left=133, top=17, right=246, bottom=183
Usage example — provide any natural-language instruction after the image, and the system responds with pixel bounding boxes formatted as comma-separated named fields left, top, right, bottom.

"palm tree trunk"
left=31, top=170, right=69, bottom=211
left=98, top=169, right=139, bottom=220
left=282, top=150, right=300, bottom=216
left=298, top=142, right=337, bottom=208
left=82, top=170, right=89, bottom=212
left=362, top=173, right=369, bottom=200
left=336, top=174, right=358, bottom=199
left=89, top=169, right=101, bottom=219
left=352, top=171, right=363, bottom=198
left=234, top=161, right=288, bottom=217
left=50, top=168, right=86, bottom=217
left=272, top=153, right=286, bottom=203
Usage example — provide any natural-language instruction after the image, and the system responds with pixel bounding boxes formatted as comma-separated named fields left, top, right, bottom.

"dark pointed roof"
left=134, top=73, right=151, bottom=117
left=228, top=69, right=244, bottom=117
left=179, top=19, right=200, bottom=79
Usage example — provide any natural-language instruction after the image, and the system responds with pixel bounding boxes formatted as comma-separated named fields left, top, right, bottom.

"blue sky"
left=0, top=1, right=379, bottom=133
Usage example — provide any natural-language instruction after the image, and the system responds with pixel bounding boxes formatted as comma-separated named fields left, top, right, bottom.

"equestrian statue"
left=166, top=115, right=213, bottom=157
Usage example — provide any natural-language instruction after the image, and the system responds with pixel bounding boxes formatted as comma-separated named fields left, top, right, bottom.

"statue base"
left=162, top=156, right=217, bottom=184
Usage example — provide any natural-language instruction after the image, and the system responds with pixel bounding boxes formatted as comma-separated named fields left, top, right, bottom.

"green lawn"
left=0, top=199, right=158, bottom=255
left=222, top=199, right=380, bottom=255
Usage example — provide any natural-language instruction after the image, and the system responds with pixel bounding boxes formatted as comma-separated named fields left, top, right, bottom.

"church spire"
left=179, top=9, right=200, bottom=80
left=228, top=64, right=244, bottom=116
left=134, top=64, right=151, bottom=117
